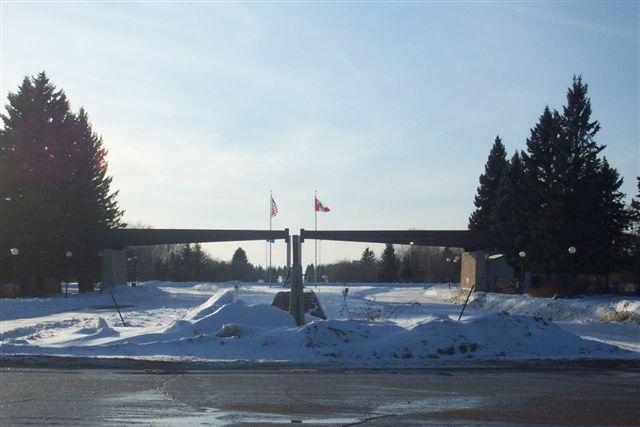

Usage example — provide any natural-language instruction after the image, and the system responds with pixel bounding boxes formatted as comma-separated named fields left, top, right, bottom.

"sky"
left=1, top=1, right=639, bottom=268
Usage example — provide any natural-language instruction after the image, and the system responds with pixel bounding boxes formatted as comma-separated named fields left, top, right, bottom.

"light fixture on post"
left=518, top=251, right=526, bottom=284
left=64, top=250, right=73, bottom=298
left=10, top=247, right=19, bottom=285
left=568, top=246, right=577, bottom=296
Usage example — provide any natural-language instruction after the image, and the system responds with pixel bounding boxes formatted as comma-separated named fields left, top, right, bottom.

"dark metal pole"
left=110, top=290, right=127, bottom=327
left=458, top=283, right=475, bottom=322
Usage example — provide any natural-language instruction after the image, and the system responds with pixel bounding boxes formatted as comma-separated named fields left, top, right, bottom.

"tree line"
left=305, top=244, right=462, bottom=283
left=135, top=241, right=462, bottom=284
left=469, top=76, right=640, bottom=290
left=132, top=242, right=275, bottom=283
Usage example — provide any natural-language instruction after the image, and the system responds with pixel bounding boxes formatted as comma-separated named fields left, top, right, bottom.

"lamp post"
left=10, top=248, right=19, bottom=285
left=65, top=250, right=73, bottom=298
left=568, top=246, right=577, bottom=297
left=132, top=255, right=138, bottom=287
left=518, top=251, right=526, bottom=284
left=453, top=256, right=459, bottom=286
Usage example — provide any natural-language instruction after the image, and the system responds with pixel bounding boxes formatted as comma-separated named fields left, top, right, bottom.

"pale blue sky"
left=2, top=2, right=638, bottom=267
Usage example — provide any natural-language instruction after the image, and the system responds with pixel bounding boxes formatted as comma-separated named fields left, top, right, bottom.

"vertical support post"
left=286, top=235, right=291, bottom=283
left=102, top=249, right=127, bottom=289
left=289, top=235, right=305, bottom=326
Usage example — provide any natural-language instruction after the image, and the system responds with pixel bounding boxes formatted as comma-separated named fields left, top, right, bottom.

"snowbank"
left=2, top=282, right=637, bottom=365
left=1, top=296, right=632, bottom=364
left=427, top=285, right=640, bottom=323
left=0, top=283, right=166, bottom=322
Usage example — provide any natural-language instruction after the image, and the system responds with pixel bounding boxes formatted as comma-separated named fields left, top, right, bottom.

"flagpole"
left=269, top=190, right=272, bottom=287
left=314, top=190, right=318, bottom=285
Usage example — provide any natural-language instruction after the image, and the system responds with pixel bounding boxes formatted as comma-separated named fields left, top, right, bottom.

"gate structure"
left=102, top=228, right=290, bottom=288
left=299, top=229, right=501, bottom=292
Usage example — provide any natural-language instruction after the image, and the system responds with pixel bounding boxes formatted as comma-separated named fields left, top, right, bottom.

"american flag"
left=271, top=196, right=278, bottom=217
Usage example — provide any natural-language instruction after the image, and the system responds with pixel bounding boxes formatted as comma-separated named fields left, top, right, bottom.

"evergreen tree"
left=378, top=244, right=400, bottom=282
left=628, top=178, right=640, bottom=282
left=0, top=72, right=123, bottom=294
left=505, top=76, right=628, bottom=286
left=401, top=247, right=422, bottom=283
left=304, top=264, right=315, bottom=282
left=230, top=247, right=253, bottom=281
left=469, top=136, right=508, bottom=230
left=360, top=247, right=376, bottom=264
left=360, top=247, right=377, bottom=282
left=520, top=107, right=563, bottom=274
left=548, top=77, right=626, bottom=277
left=493, top=152, right=529, bottom=267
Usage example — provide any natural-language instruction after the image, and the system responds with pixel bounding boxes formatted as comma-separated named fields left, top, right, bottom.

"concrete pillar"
left=460, top=250, right=488, bottom=292
left=102, top=249, right=127, bottom=289
left=289, top=235, right=305, bottom=326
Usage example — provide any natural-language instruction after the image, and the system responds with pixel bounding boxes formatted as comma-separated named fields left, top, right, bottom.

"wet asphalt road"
left=1, top=366, right=639, bottom=426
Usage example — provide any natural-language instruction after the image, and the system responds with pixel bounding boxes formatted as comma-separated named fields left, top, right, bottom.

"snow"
left=1, top=282, right=638, bottom=365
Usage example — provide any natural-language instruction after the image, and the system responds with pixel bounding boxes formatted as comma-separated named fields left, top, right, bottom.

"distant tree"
left=469, top=136, right=508, bottom=230
left=360, top=247, right=376, bottom=264
left=304, top=263, right=316, bottom=282
left=360, top=247, right=377, bottom=282
left=230, top=247, right=254, bottom=281
left=401, top=247, right=422, bottom=283
left=378, top=244, right=400, bottom=282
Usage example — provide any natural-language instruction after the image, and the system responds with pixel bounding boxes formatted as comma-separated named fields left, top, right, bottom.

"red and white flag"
left=315, top=196, right=330, bottom=212
left=271, top=196, right=278, bottom=217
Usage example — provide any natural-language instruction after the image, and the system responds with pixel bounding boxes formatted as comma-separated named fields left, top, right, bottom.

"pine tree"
left=520, top=107, right=563, bottom=274
left=304, top=264, right=315, bottom=282
left=230, top=247, right=253, bottom=281
left=511, top=76, right=628, bottom=285
left=493, top=152, right=529, bottom=268
left=65, top=108, right=125, bottom=291
left=360, top=247, right=377, bottom=282
left=360, top=247, right=376, bottom=264
left=378, top=244, right=400, bottom=282
left=401, top=247, right=422, bottom=283
left=551, top=77, right=627, bottom=277
left=628, top=178, right=640, bottom=282
left=1, top=73, right=123, bottom=294
left=469, top=136, right=508, bottom=230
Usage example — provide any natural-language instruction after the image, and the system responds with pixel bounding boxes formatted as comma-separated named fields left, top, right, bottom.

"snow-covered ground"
left=1, top=281, right=638, bottom=366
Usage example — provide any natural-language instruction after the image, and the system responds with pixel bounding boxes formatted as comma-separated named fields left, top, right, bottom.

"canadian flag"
left=315, top=196, right=330, bottom=212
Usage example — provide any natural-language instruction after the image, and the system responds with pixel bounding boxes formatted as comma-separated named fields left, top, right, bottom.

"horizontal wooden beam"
left=107, top=228, right=290, bottom=248
left=300, top=229, right=499, bottom=250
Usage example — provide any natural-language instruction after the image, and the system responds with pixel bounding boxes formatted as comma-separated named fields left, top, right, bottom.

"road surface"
left=1, top=365, right=639, bottom=425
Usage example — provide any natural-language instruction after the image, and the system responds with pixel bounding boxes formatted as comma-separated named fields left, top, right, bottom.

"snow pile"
left=598, top=300, right=640, bottom=323
left=260, top=313, right=628, bottom=362
left=184, top=290, right=238, bottom=320
left=427, top=285, right=640, bottom=323
left=1, top=282, right=638, bottom=365
left=1, top=297, right=631, bottom=364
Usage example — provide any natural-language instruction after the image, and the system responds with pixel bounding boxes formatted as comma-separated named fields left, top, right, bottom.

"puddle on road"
left=377, top=395, right=485, bottom=414
left=102, top=389, right=362, bottom=425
